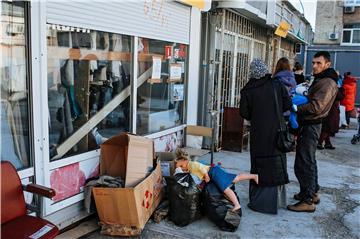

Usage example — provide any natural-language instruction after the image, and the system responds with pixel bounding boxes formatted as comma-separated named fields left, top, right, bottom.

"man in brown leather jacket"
left=287, top=51, right=338, bottom=212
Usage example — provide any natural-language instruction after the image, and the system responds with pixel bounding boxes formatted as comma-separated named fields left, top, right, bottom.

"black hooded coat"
left=240, top=74, right=292, bottom=187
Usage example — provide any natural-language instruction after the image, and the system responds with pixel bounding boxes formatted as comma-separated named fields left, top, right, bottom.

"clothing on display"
left=60, top=59, right=83, bottom=119
left=48, top=29, right=132, bottom=159
left=48, top=86, right=77, bottom=157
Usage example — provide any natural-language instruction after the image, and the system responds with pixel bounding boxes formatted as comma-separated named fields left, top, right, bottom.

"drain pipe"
left=215, top=8, right=226, bottom=149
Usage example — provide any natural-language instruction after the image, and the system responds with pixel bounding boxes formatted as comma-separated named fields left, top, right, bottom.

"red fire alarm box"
left=165, top=46, right=172, bottom=59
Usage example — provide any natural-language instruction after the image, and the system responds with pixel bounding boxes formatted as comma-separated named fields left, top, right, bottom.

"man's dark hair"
left=313, top=51, right=331, bottom=62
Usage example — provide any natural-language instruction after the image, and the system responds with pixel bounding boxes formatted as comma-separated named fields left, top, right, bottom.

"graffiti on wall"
left=154, top=130, right=183, bottom=152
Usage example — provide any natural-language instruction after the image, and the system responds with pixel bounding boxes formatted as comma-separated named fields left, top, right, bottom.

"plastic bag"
left=202, top=182, right=241, bottom=232
left=166, top=173, right=202, bottom=226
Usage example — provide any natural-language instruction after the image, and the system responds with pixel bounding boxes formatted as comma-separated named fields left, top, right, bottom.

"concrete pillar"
left=187, top=7, right=202, bottom=125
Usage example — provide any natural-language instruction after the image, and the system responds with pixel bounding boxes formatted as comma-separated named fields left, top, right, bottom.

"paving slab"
left=65, top=127, right=360, bottom=239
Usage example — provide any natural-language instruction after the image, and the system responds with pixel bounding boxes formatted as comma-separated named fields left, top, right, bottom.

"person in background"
left=341, top=72, right=357, bottom=127
left=240, top=59, right=292, bottom=214
left=288, top=51, right=338, bottom=213
left=317, top=72, right=345, bottom=150
left=273, top=57, right=297, bottom=124
left=274, top=57, right=297, bottom=95
left=337, top=71, right=343, bottom=88
left=293, top=62, right=305, bottom=85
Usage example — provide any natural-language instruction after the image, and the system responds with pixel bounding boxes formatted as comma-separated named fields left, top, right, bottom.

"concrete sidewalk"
left=61, top=127, right=360, bottom=239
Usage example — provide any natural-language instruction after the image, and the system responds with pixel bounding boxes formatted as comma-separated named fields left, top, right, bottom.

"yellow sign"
left=177, top=0, right=211, bottom=11
left=275, top=21, right=291, bottom=38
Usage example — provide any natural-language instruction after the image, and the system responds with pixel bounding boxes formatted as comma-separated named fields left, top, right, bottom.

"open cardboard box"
left=93, top=133, right=163, bottom=236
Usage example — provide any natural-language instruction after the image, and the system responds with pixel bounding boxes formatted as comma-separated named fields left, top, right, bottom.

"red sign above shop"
left=179, top=44, right=186, bottom=58
left=165, top=46, right=172, bottom=59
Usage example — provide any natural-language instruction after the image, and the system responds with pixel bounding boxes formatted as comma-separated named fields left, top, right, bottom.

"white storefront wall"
left=24, top=1, right=201, bottom=227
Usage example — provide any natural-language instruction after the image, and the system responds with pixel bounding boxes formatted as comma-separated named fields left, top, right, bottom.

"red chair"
left=1, top=161, right=59, bottom=239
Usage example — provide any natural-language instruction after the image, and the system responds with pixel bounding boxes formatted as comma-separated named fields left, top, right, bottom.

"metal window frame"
left=3, top=1, right=35, bottom=179
left=28, top=2, right=192, bottom=216
left=31, top=1, right=52, bottom=216
left=342, top=28, right=360, bottom=45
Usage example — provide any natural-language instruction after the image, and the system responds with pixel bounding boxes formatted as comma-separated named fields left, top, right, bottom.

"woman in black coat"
left=240, top=59, right=292, bottom=214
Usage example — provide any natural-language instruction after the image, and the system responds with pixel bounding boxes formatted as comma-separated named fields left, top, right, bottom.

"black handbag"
left=272, top=82, right=295, bottom=153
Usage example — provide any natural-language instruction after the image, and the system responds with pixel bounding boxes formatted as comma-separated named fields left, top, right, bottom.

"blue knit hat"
left=249, top=59, right=269, bottom=79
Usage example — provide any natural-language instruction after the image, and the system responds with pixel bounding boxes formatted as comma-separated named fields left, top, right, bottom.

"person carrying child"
left=174, top=149, right=258, bottom=213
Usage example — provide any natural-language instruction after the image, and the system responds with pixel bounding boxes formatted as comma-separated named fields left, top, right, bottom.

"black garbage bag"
left=202, top=182, right=241, bottom=232
left=166, top=173, right=202, bottom=226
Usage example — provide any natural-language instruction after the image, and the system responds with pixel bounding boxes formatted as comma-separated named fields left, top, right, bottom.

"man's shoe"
left=287, top=201, right=316, bottom=213
left=317, top=144, right=324, bottom=150
left=293, top=192, right=303, bottom=201
left=312, top=193, right=320, bottom=204
left=294, top=193, right=320, bottom=204
left=340, top=124, right=349, bottom=129
left=324, top=144, right=335, bottom=150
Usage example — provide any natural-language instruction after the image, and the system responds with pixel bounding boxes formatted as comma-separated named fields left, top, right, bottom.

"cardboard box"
left=100, top=133, right=154, bottom=187
left=93, top=133, right=163, bottom=236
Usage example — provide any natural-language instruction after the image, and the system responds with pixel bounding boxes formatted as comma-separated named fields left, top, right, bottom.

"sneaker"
left=294, top=193, right=320, bottom=204
left=317, top=144, right=324, bottom=150
left=324, top=144, right=335, bottom=150
left=287, top=201, right=316, bottom=213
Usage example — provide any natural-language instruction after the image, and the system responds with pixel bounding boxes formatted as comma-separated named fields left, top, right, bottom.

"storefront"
left=1, top=0, right=206, bottom=228
left=198, top=9, right=269, bottom=150
left=198, top=2, right=312, bottom=150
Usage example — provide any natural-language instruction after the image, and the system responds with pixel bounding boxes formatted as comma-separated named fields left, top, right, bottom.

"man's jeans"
left=294, top=123, right=322, bottom=202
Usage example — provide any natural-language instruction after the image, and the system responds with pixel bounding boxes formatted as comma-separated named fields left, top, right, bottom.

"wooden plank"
left=47, top=47, right=163, bottom=62
left=51, top=67, right=152, bottom=160
left=186, top=125, right=213, bottom=137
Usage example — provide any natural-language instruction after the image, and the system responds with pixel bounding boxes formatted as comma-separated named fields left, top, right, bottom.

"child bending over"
left=174, top=149, right=258, bottom=213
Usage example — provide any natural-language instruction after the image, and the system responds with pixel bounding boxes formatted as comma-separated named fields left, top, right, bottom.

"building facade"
left=1, top=0, right=208, bottom=228
left=198, top=0, right=314, bottom=149
left=306, top=0, right=360, bottom=104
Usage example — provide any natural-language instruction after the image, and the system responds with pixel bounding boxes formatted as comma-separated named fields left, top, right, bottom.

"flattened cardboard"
left=126, top=134, right=154, bottom=187
left=186, top=125, right=213, bottom=137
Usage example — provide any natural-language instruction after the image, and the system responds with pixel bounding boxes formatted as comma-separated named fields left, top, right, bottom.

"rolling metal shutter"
left=46, top=1, right=191, bottom=44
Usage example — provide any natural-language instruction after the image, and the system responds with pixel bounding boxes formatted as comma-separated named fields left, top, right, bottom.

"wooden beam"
left=51, top=67, right=152, bottom=160
left=47, top=47, right=164, bottom=62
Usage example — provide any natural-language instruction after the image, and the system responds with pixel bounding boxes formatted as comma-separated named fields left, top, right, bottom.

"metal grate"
left=211, top=9, right=267, bottom=147
left=223, top=10, right=267, bottom=42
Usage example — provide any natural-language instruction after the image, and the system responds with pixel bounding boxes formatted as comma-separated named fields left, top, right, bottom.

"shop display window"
left=47, top=25, right=132, bottom=160
left=1, top=1, right=31, bottom=170
left=137, top=38, right=187, bottom=135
